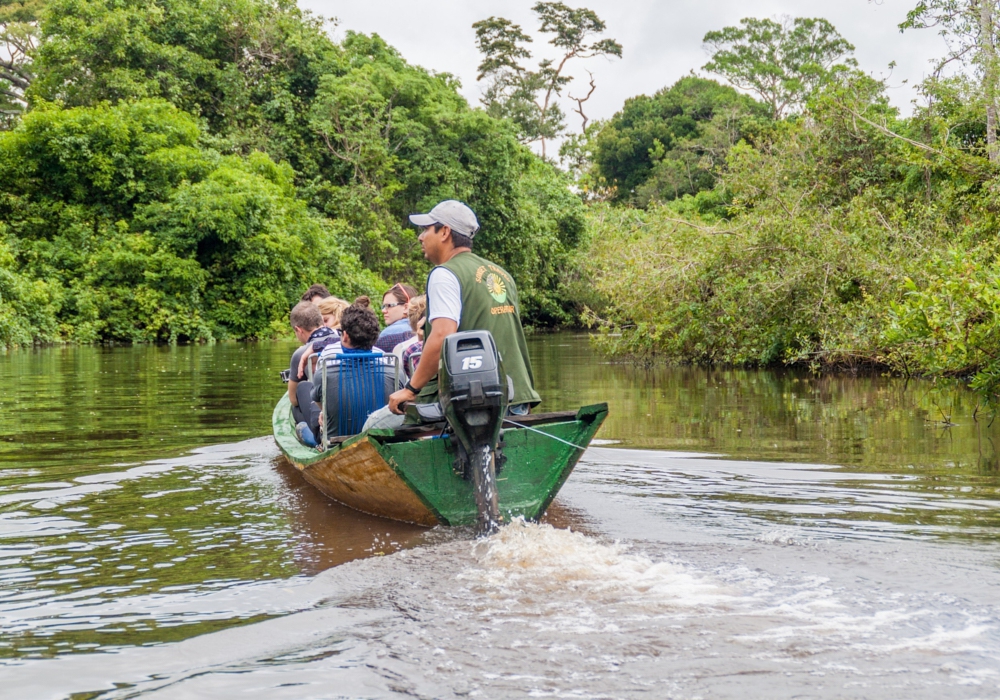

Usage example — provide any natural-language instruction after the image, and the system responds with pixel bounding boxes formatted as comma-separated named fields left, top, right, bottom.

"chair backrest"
left=322, top=352, right=397, bottom=438
left=405, top=349, right=422, bottom=377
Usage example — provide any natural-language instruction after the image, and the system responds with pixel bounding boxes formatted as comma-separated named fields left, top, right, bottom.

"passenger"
left=301, top=283, right=331, bottom=305
left=374, top=283, right=418, bottom=353
left=296, top=296, right=349, bottom=381
left=286, top=302, right=336, bottom=443
left=392, top=294, right=426, bottom=380
left=388, top=199, right=540, bottom=416
left=296, top=297, right=398, bottom=445
left=318, top=296, right=349, bottom=331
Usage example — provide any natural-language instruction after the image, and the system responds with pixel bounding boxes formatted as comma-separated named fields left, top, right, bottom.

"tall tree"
left=590, top=76, right=771, bottom=204
left=0, top=0, right=43, bottom=126
left=0, top=0, right=588, bottom=342
left=901, top=0, right=1000, bottom=162
left=703, top=17, right=856, bottom=119
left=474, top=2, right=622, bottom=158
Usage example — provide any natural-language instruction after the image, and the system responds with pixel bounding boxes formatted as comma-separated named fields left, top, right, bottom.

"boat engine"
left=439, top=330, right=508, bottom=535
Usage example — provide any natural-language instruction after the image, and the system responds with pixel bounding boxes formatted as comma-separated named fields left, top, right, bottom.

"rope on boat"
left=502, top=419, right=591, bottom=452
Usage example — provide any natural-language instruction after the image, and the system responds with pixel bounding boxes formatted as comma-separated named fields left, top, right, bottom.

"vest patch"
left=490, top=304, right=516, bottom=315
left=486, top=273, right=507, bottom=303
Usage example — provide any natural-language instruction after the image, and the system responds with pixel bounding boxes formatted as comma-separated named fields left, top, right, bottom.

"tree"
left=901, top=1, right=1000, bottom=162
left=0, top=0, right=591, bottom=346
left=0, top=99, right=378, bottom=342
left=304, top=31, right=587, bottom=320
left=703, top=17, right=857, bottom=119
left=590, top=76, right=771, bottom=204
left=0, top=0, right=43, bottom=126
left=474, top=2, right=622, bottom=158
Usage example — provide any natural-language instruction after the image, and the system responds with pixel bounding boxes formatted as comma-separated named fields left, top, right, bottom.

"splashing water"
left=462, top=519, right=727, bottom=609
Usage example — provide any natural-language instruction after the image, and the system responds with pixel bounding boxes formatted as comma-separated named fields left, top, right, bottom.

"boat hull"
left=271, top=394, right=608, bottom=526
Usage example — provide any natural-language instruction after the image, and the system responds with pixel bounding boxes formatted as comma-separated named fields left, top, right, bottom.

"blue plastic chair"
left=319, top=352, right=397, bottom=446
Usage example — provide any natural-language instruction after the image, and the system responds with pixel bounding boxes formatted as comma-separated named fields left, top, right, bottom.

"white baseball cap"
left=408, top=200, right=480, bottom=237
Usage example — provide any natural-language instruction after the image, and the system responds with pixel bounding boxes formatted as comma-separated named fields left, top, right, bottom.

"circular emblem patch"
left=486, top=273, right=507, bottom=303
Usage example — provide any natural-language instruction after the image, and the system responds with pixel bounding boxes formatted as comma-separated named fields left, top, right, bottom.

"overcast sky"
left=301, top=0, right=950, bottom=130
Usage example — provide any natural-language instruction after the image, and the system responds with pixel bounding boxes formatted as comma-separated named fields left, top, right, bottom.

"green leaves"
left=885, top=249, right=1000, bottom=405
left=473, top=3, right=621, bottom=154
left=474, top=16, right=533, bottom=81
left=533, top=2, right=620, bottom=56
left=899, top=0, right=1000, bottom=162
left=0, top=0, right=594, bottom=346
left=0, top=99, right=201, bottom=214
left=573, top=71, right=963, bottom=371
left=590, top=76, right=771, bottom=205
left=0, top=98, right=375, bottom=343
left=703, top=17, right=856, bottom=119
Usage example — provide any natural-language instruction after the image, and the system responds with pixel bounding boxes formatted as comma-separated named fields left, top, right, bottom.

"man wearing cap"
left=386, top=199, right=541, bottom=417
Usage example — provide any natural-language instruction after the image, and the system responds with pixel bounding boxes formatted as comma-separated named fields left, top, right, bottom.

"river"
left=1, top=333, right=999, bottom=698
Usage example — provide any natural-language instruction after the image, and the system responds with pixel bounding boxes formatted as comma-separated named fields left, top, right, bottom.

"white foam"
left=754, top=528, right=817, bottom=547
left=459, top=519, right=727, bottom=609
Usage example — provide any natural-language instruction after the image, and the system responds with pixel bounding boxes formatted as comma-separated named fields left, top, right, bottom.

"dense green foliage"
left=0, top=99, right=379, bottom=342
left=590, top=76, right=771, bottom=205
left=9, top=0, right=1000, bottom=408
left=702, top=17, right=856, bottom=119
left=0, top=0, right=585, bottom=345
left=575, top=66, right=1000, bottom=404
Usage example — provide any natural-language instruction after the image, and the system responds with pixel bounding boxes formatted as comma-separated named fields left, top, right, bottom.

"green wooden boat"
left=271, top=394, right=608, bottom=527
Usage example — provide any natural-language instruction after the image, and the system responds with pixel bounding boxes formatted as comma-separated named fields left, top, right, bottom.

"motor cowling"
left=439, top=330, right=508, bottom=457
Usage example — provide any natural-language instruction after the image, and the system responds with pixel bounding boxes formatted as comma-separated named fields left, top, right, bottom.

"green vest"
left=418, top=252, right=541, bottom=407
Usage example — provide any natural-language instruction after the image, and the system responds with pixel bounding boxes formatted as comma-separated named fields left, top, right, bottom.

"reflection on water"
left=531, top=334, right=993, bottom=470
left=1, top=334, right=1000, bottom=698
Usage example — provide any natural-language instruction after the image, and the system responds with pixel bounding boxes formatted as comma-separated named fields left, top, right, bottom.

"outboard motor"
left=439, top=330, right=508, bottom=535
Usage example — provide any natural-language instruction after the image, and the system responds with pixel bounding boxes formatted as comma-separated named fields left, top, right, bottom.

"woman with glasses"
left=374, top=283, right=419, bottom=353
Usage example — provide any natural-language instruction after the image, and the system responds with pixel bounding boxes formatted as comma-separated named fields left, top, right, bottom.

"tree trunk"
left=980, top=0, right=999, bottom=162
left=988, top=104, right=998, bottom=162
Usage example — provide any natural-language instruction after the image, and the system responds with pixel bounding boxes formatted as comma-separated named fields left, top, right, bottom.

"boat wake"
left=2, top=437, right=1000, bottom=699
left=461, top=518, right=727, bottom=609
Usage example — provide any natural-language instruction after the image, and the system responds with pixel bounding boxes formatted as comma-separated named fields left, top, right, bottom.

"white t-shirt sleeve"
left=427, top=267, right=462, bottom=324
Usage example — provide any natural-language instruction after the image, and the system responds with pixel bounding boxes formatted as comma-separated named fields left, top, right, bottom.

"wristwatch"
left=404, top=380, right=420, bottom=394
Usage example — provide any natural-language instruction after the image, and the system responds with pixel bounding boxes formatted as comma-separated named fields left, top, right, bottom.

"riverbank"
left=573, top=189, right=1000, bottom=406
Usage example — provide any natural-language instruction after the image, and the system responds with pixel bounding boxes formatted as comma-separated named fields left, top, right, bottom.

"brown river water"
left=2, top=333, right=1000, bottom=698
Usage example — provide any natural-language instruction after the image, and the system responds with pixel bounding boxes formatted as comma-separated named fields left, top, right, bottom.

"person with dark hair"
left=287, top=301, right=337, bottom=445
left=294, top=296, right=350, bottom=380
left=294, top=297, right=398, bottom=445
left=386, top=199, right=540, bottom=419
left=374, top=283, right=418, bottom=353
left=338, top=296, right=383, bottom=349
left=301, top=284, right=331, bottom=304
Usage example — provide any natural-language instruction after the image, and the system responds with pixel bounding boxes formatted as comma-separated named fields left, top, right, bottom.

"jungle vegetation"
left=571, top=5, right=1000, bottom=407
left=5, top=0, right=1000, bottom=405
left=0, top=0, right=586, bottom=344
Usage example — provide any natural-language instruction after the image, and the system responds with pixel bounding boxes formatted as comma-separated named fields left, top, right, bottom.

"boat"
left=271, top=393, right=608, bottom=527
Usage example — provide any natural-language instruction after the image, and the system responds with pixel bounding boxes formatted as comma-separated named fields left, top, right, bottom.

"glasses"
left=381, top=302, right=405, bottom=310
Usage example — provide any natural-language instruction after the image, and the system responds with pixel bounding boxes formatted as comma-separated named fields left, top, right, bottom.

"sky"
left=300, top=0, right=951, bottom=132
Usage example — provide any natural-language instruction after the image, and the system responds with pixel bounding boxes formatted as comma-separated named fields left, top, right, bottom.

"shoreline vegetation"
left=570, top=69, right=1000, bottom=407
left=3, top=1, right=1000, bottom=404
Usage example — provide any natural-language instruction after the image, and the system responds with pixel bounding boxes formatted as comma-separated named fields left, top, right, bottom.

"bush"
left=884, top=247, right=1000, bottom=406
left=0, top=99, right=377, bottom=343
left=575, top=73, right=969, bottom=370
left=26, top=4, right=587, bottom=326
